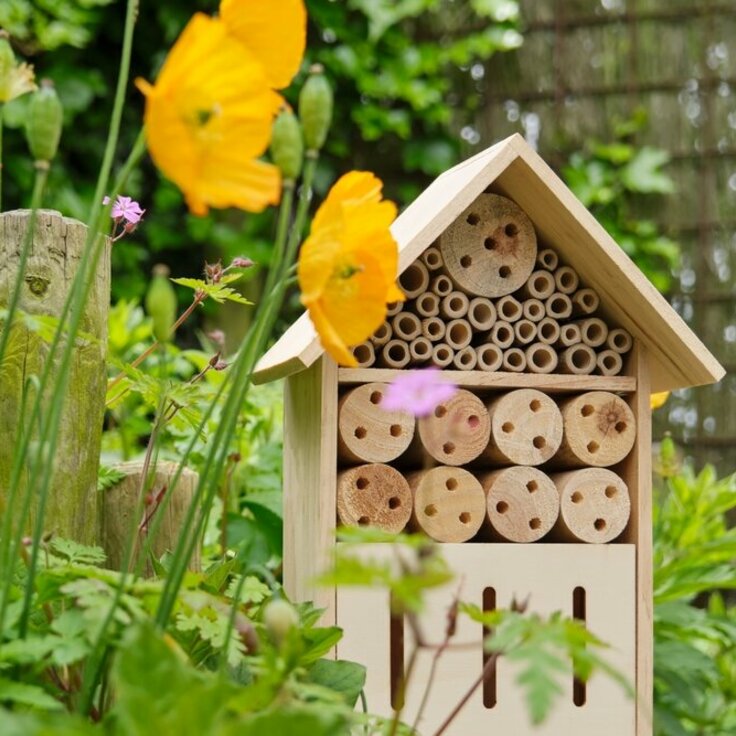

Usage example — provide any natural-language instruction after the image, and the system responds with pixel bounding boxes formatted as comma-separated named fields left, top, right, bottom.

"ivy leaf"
left=171, top=277, right=252, bottom=305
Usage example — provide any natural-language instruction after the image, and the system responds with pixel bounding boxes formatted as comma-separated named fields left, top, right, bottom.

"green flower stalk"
left=299, top=63, right=333, bottom=153
left=145, top=264, right=178, bottom=343
left=271, top=108, right=304, bottom=183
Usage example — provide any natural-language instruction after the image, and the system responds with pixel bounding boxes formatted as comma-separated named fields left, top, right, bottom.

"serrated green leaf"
left=171, top=277, right=253, bottom=305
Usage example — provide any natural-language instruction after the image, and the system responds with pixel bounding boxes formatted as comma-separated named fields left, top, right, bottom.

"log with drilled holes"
left=408, top=466, right=485, bottom=542
left=552, top=469, right=631, bottom=543
left=337, top=464, right=413, bottom=532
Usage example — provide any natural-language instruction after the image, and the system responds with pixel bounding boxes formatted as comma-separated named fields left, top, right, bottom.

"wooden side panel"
left=283, top=356, right=338, bottom=624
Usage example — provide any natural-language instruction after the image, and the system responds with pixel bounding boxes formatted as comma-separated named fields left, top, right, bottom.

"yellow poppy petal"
left=312, top=171, right=384, bottom=233
left=307, top=302, right=358, bottom=367
left=650, top=391, right=670, bottom=410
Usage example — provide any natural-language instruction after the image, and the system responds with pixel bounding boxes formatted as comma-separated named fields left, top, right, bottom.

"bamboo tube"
left=381, top=340, right=411, bottom=369
left=519, top=270, right=555, bottom=300
left=440, top=291, right=470, bottom=320
left=556, top=323, right=582, bottom=348
left=430, top=274, right=453, bottom=297
left=545, top=292, right=573, bottom=320
left=522, top=298, right=545, bottom=323
left=554, top=265, right=579, bottom=295
left=392, top=312, right=422, bottom=341
left=439, top=193, right=537, bottom=297
left=453, top=345, right=478, bottom=370
left=536, top=317, right=561, bottom=345
left=571, top=288, right=600, bottom=316
left=537, top=248, right=559, bottom=271
left=467, top=297, right=497, bottom=330
left=371, top=321, right=392, bottom=347
left=409, top=336, right=433, bottom=363
left=398, top=260, right=430, bottom=299
left=525, top=343, right=558, bottom=374
left=559, top=344, right=596, bottom=374
left=489, top=320, right=514, bottom=349
left=337, top=383, right=415, bottom=463
left=386, top=301, right=403, bottom=317
left=475, top=344, right=503, bottom=372
left=481, top=467, right=560, bottom=543
left=554, top=392, right=636, bottom=468
left=607, top=328, right=633, bottom=354
left=502, top=347, right=526, bottom=372
left=484, top=389, right=563, bottom=466
left=351, top=341, right=375, bottom=367
left=552, top=469, right=630, bottom=543
left=417, top=389, right=491, bottom=465
left=415, top=291, right=440, bottom=317
left=514, top=319, right=537, bottom=345
left=597, top=349, right=623, bottom=376
left=421, top=245, right=443, bottom=271
left=337, top=464, right=413, bottom=533
left=496, top=295, right=523, bottom=323
left=572, top=317, right=609, bottom=348
left=421, top=317, right=446, bottom=342
left=445, top=318, right=473, bottom=350
left=408, top=467, right=486, bottom=542
left=431, top=343, right=454, bottom=368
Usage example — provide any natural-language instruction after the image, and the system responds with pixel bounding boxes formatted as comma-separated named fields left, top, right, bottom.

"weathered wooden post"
left=0, top=209, right=110, bottom=544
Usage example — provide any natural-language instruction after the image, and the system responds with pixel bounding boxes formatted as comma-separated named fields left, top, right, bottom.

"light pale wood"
left=560, top=344, right=597, bottom=374
left=557, top=322, right=582, bottom=348
left=440, top=193, right=537, bottom=297
left=519, top=269, right=555, bottom=299
left=408, top=467, right=485, bottom=542
left=381, top=339, right=411, bottom=368
left=398, top=259, right=430, bottom=299
left=421, top=316, right=446, bottom=342
left=337, top=383, right=415, bottom=463
left=430, top=273, right=453, bottom=297
left=351, top=341, right=375, bottom=367
left=536, top=247, right=559, bottom=271
left=337, top=464, right=412, bottom=533
left=537, top=316, right=561, bottom=345
left=502, top=347, right=526, bottom=372
left=545, top=292, right=573, bottom=320
left=496, top=294, right=523, bottom=322
left=386, top=301, right=403, bottom=317
left=522, top=297, right=545, bottom=322
left=415, top=291, right=440, bottom=317
left=513, top=318, right=537, bottom=345
left=371, top=321, right=392, bottom=347
left=555, top=391, right=636, bottom=467
left=409, top=336, right=432, bottom=363
left=572, top=287, right=600, bottom=316
left=552, top=469, right=631, bottom=544
left=453, top=345, right=478, bottom=370
left=573, top=317, right=609, bottom=348
left=421, top=245, right=443, bottom=271
left=598, top=349, right=624, bottom=376
left=489, top=320, right=514, bottom=349
left=391, top=311, right=421, bottom=341
left=608, top=327, right=633, bottom=354
left=467, top=297, right=497, bottom=330
left=431, top=343, right=454, bottom=368
left=445, top=318, right=472, bottom=350
left=525, top=342, right=559, bottom=373
left=554, top=265, right=580, bottom=294
left=440, top=290, right=470, bottom=319
left=475, top=344, right=503, bottom=372
left=484, top=389, right=563, bottom=465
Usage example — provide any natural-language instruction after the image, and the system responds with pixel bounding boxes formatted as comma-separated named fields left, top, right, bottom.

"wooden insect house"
left=253, top=134, right=724, bottom=735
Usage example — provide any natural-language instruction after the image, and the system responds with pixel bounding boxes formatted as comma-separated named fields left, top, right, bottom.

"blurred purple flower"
left=231, top=256, right=254, bottom=269
left=381, top=368, right=457, bottom=417
left=103, top=195, right=145, bottom=224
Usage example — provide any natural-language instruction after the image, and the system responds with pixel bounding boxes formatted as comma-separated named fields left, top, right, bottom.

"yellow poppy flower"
left=650, top=391, right=670, bottom=410
left=298, top=171, right=403, bottom=366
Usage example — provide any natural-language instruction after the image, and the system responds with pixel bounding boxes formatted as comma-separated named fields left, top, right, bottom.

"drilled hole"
left=605, top=485, right=617, bottom=499
left=459, top=512, right=471, bottom=524
left=529, top=399, right=541, bottom=412
left=446, top=478, right=458, bottom=491
left=594, top=518, right=606, bottom=531
left=354, top=426, right=367, bottom=439
left=390, top=424, right=402, bottom=437
left=356, top=477, right=369, bottom=490
left=435, top=405, right=447, bottom=418
left=496, top=501, right=509, bottom=514
left=529, top=517, right=541, bottom=530
left=358, top=516, right=370, bottom=526
left=484, top=237, right=496, bottom=250
left=581, top=404, right=594, bottom=417
left=502, top=422, right=514, bottom=433
left=370, top=391, right=382, bottom=405
left=504, top=223, right=518, bottom=237
left=527, top=480, right=538, bottom=493
left=388, top=497, right=401, bottom=510
left=587, top=441, right=599, bottom=454
left=498, top=265, right=511, bottom=279
left=443, top=442, right=455, bottom=455
left=615, top=421, right=627, bottom=433
left=467, top=213, right=480, bottom=225
left=460, top=255, right=472, bottom=268
left=533, top=436, right=546, bottom=449
left=468, top=414, right=480, bottom=429
left=571, top=491, right=583, bottom=504
left=424, top=504, right=438, bottom=517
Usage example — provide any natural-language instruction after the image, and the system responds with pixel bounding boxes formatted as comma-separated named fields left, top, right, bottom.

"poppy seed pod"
left=263, top=598, right=299, bottom=644
left=271, top=109, right=303, bottom=182
left=25, top=79, right=63, bottom=165
left=298, top=64, right=333, bottom=152
left=145, top=264, right=178, bottom=343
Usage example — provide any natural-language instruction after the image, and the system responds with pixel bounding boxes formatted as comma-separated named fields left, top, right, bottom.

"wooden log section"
left=440, top=291, right=470, bottom=320
left=522, top=298, right=545, bottom=323
left=409, top=336, right=433, bottom=363
left=484, top=389, right=563, bottom=466
left=418, top=388, right=491, bottom=465
left=430, top=274, right=453, bottom=298
left=371, top=321, right=392, bottom=347
left=545, top=292, right=573, bottom=320
left=555, top=391, right=636, bottom=468
left=351, top=341, right=375, bottom=367
left=597, top=349, right=623, bottom=376
left=445, top=318, right=473, bottom=350
left=559, top=344, right=597, bottom=375
left=497, top=294, right=523, bottom=323
left=386, top=301, right=403, bottom=317
left=536, top=317, right=561, bottom=346
left=421, top=316, right=446, bottom=342
left=536, top=247, right=559, bottom=271
left=391, top=312, right=422, bottom=341
left=337, top=464, right=413, bottom=533
left=398, top=259, right=430, bottom=299
left=554, top=265, right=579, bottom=295
left=431, top=343, right=454, bottom=368
left=571, top=288, right=600, bottom=317
left=514, top=318, right=537, bottom=346
left=607, top=327, right=633, bottom=354
left=489, top=320, right=514, bottom=349
left=481, top=467, right=560, bottom=543
left=453, top=345, right=478, bottom=370
left=519, top=270, right=555, bottom=300
left=556, top=323, right=582, bottom=348
left=381, top=340, right=411, bottom=369
left=421, top=245, right=443, bottom=271
left=573, top=317, right=609, bottom=348
left=337, top=383, right=415, bottom=464
left=439, top=193, right=537, bottom=297
left=502, top=347, right=527, bottom=372
left=475, top=344, right=503, bottom=372
left=552, top=469, right=631, bottom=543
left=467, top=297, right=497, bottom=330
left=525, top=342, right=559, bottom=374
left=415, top=291, right=440, bottom=317
left=408, top=467, right=486, bottom=543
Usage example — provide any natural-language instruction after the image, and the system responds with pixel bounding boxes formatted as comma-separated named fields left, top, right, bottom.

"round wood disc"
left=439, top=193, right=537, bottom=297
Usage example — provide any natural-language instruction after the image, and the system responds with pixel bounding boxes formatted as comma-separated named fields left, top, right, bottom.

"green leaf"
left=0, top=677, right=63, bottom=711
left=97, top=464, right=126, bottom=492
left=620, top=147, right=675, bottom=194
left=232, top=705, right=350, bottom=736
left=49, top=538, right=106, bottom=565
left=307, top=659, right=366, bottom=707
left=171, top=277, right=253, bottom=305
left=0, top=711, right=97, bottom=736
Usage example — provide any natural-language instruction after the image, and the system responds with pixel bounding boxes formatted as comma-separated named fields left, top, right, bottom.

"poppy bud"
left=145, top=264, right=177, bottom=343
left=25, top=79, right=63, bottom=165
left=263, top=598, right=299, bottom=644
left=0, top=36, right=15, bottom=89
left=299, top=64, right=333, bottom=153
left=270, top=109, right=303, bottom=182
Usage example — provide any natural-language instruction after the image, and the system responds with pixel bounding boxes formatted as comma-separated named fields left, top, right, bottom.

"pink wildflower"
left=103, top=195, right=145, bottom=224
left=380, top=368, right=457, bottom=418
left=231, top=256, right=254, bottom=269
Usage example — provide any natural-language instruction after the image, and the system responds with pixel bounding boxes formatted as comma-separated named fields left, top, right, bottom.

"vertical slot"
left=482, top=587, right=497, bottom=708
left=573, top=586, right=587, bottom=706
left=390, top=596, right=405, bottom=710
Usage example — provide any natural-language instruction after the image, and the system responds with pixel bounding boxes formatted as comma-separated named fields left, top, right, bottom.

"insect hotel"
left=254, top=134, right=724, bottom=735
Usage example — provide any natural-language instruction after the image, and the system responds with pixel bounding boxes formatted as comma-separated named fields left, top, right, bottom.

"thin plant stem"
left=0, top=104, right=4, bottom=211
left=261, top=181, right=294, bottom=299
left=388, top=644, right=419, bottom=736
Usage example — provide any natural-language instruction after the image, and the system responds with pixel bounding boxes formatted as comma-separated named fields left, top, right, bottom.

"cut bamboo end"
left=475, top=344, right=503, bottom=372
left=537, top=248, right=559, bottom=271
left=431, top=343, right=455, bottom=368
left=409, top=336, right=433, bottom=363
left=607, top=328, right=633, bottom=354
left=502, top=347, right=527, bottom=372
left=559, top=344, right=597, bottom=374
left=421, top=245, right=443, bottom=271
left=386, top=301, right=403, bottom=317
left=440, top=291, right=470, bottom=320
left=497, top=295, right=523, bottom=323
left=418, top=388, right=491, bottom=465
left=453, top=345, right=478, bottom=370
left=522, top=298, right=546, bottom=323
left=552, top=469, right=631, bottom=543
left=408, top=467, right=486, bottom=542
left=597, top=349, right=623, bottom=376
left=537, top=317, right=561, bottom=346
left=381, top=340, right=411, bottom=369
left=514, top=318, right=537, bottom=345
left=554, top=265, right=580, bottom=295
left=337, top=383, right=415, bottom=463
left=415, top=291, right=440, bottom=317
left=439, top=193, right=537, bottom=297
left=337, top=464, right=413, bottom=533
left=371, top=321, right=393, bottom=347
left=351, top=341, right=375, bottom=367
left=525, top=342, right=559, bottom=374
left=489, top=320, right=514, bottom=349
left=571, top=288, right=600, bottom=316
left=430, top=274, right=454, bottom=297
left=481, top=467, right=560, bottom=542
left=392, top=312, right=422, bottom=341
left=398, top=260, right=430, bottom=299
left=555, top=391, right=637, bottom=467
left=519, top=270, right=555, bottom=300
left=467, top=297, right=497, bottom=330
left=556, top=323, right=582, bottom=348
left=445, top=318, right=473, bottom=350
left=545, top=292, right=573, bottom=320
left=485, top=389, right=563, bottom=466
left=573, top=317, right=609, bottom=348
left=422, top=316, right=446, bottom=342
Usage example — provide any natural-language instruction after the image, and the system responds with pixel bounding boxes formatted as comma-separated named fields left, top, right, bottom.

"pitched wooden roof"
left=254, top=134, right=724, bottom=392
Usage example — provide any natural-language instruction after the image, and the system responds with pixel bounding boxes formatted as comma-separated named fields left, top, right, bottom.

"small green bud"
left=298, top=64, right=333, bottom=153
left=25, top=79, right=63, bottom=165
left=145, top=264, right=178, bottom=343
left=270, top=109, right=303, bottom=182
left=263, top=598, right=299, bottom=644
